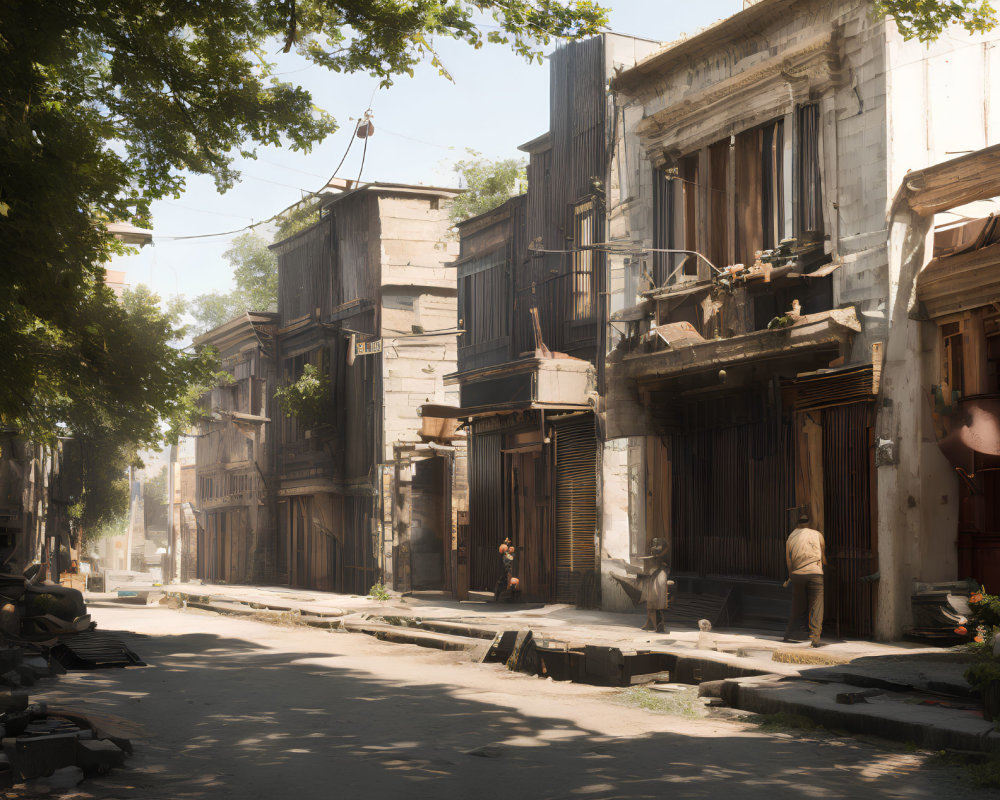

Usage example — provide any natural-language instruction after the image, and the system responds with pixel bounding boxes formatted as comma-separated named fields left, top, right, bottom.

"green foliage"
left=369, top=582, right=391, bottom=602
left=932, top=750, right=1000, bottom=788
left=449, top=150, right=527, bottom=223
left=874, top=0, right=998, bottom=41
left=87, top=513, right=129, bottom=546
left=615, top=686, right=703, bottom=718
left=188, top=198, right=322, bottom=334
left=0, top=0, right=605, bottom=455
left=969, top=588, right=1000, bottom=630
left=965, top=659, right=1000, bottom=691
left=275, top=364, right=331, bottom=429
left=275, top=199, right=323, bottom=242
left=189, top=232, right=279, bottom=333
left=750, top=712, right=821, bottom=732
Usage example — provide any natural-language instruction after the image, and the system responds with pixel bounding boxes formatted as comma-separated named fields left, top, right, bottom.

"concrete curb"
left=722, top=676, right=1000, bottom=753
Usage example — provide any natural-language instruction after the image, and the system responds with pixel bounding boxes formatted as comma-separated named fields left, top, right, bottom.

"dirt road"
left=22, top=604, right=986, bottom=799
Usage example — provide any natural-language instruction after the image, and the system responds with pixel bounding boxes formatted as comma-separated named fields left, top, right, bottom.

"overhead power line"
left=157, top=104, right=377, bottom=242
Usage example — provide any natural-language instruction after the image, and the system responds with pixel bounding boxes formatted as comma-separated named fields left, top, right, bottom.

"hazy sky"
left=111, top=1, right=744, bottom=302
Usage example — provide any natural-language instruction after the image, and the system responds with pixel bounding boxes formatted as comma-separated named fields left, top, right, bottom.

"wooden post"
left=795, top=411, right=825, bottom=531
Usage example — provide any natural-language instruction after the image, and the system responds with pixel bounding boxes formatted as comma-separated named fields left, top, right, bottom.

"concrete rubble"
left=0, top=573, right=135, bottom=792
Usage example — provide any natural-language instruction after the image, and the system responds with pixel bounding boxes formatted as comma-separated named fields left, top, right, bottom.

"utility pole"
left=167, top=444, right=177, bottom=583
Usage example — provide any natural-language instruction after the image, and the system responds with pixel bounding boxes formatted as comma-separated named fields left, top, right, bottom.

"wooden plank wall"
left=668, top=393, right=793, bottom=581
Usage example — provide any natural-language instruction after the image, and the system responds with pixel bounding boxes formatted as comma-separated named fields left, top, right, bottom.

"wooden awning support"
left=898, top=143, right=1000, bottom=217
left=618, top=307, right=860, bottom=384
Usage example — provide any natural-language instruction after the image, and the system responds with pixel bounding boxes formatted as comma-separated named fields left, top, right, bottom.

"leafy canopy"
left=275, top=364, right=332, bottom=429
left=449, top=150, right=527, bottom=222
left=1, top=0, right=605, bottom=527
left=189, top=232, right=280, bottom=334
left=188, top=199, right=322, bottom=334
left=874, top=0, right=998, bottom=40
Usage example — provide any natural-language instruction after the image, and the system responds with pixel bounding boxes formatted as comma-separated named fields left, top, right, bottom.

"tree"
left=874, top=0, right=998, bottom=40
left=275, top=364, right=332, bottom=430
left=189, top=198, right=322, bottom=333
left=449, top=151, right=527, bottom=223
left=190, top=232, right=280, bottom=333
left=1, top=0, right=604, bottom=485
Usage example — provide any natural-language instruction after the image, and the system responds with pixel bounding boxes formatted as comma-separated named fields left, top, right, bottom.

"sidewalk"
left=88, top=581, right=1000, bottom=753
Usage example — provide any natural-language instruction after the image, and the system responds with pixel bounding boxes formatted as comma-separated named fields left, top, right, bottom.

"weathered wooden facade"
left=194, top=312, right=279, bottom=585
left=271, top=183, right=460, bottom=594
left=446, top=35, right=660, bottom=607
left=906, top=149, right=1000, bottom=598
left=606, top=0, right=1000, bottom=638
left=0, top=434, right=80, bottom=577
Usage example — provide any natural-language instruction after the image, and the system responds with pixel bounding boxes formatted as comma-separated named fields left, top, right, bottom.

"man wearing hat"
left=783, top=512, right=826, bottom=647
left=640, top=537, right=672, bottom=633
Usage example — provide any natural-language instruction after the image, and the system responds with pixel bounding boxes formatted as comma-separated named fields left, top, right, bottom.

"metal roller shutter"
left=553, top=415, right=598, bottom=605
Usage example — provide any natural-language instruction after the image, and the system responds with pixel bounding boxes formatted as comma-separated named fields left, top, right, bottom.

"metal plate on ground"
left=51, top=631, right=145, bottom=669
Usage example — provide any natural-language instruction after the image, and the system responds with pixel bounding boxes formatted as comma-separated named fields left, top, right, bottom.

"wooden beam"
left=901, top=144, right=1000, bottom=216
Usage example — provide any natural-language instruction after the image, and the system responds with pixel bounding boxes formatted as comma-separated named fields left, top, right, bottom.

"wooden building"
left=193, top=312, right=279, bottom=585
left=444, top=35, right=660, bottom=607
left=606, top=0, right=1000, bottom=638
left=271, top=183, right=460, bottom=595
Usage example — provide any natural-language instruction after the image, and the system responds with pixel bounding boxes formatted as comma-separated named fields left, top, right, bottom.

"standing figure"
left=494, top=538, right=520, bottom=601
left=640, top=537, right=671, bottom=633
left=612, top=537, right=672, bottom=633
left=783, top=513, right=826, bottom=647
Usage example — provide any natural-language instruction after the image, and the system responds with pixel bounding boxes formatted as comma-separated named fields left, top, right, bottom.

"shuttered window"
left=554, top=415, right=598, bottom=605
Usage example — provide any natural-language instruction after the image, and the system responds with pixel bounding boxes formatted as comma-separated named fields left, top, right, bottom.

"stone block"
left=14, top=664, right=36, bottom=686
left=0, top=690, right=29, bottom=714
left=76, top=738, right=126, bottom=774
left=14, top=732, right=78, bottom=780
left=0, top=752, right=11, bottom=790
left=0, top=648, right=22, bottom=673
left=24, top=765, right=83, bottom=793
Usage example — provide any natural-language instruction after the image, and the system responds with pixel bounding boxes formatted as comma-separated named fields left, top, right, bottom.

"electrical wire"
left=156, top=113, right=368, bottom=241
left=355, top=128, right=370, bottom=186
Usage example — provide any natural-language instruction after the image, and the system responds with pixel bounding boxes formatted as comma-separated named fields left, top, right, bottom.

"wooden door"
left=506, top=450, right=553, bottom=601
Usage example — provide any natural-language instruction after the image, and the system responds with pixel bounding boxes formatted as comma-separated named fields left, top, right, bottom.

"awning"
left=917, top=240, right=1000, bottom=318
left=615, top=307, right=860, bottom=385
left=416, top=401, right=592, bottom=420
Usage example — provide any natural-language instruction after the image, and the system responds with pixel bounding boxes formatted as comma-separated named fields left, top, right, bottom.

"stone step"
left=342, top=621, right=484, bottom=652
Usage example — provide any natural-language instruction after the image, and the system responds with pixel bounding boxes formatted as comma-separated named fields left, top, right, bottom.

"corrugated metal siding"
left=554, top=415, right=599, bottom=606
left=670, top=403, right=793, bottom=581
left=468, top=423, right=504, bottom=590
left=822, top=401, right=875, bottom=638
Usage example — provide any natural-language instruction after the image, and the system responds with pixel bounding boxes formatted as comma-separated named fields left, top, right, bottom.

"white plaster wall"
left=885, top=26, right=1000, bottom=197
left=874, top=20, right=1000, bottom=637
left=600, top=438, right=635, bottom=611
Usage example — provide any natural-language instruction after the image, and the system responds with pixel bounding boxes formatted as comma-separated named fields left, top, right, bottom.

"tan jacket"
left=786, top=526, right=825, bottom=576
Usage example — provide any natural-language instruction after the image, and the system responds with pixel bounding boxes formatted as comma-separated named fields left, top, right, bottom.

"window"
left=736, top=119, right=785, bottom=263
left=942, top=321, right=965, bottom=399
left=572, top=199, right=597, bottom=319
left=796, top=104, right=823, bottom=239
left=679, top=155, right=700, bottom=274
left=652, top=168, right=674, bottom=286
left=663, top=118, right=786, bottom=275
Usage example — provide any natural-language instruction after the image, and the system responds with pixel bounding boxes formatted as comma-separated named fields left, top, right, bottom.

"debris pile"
left=0, top=570, right=137, bottom=791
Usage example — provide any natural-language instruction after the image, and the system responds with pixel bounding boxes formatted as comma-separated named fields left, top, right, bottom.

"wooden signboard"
left=354, top=338, right=382, bottom=357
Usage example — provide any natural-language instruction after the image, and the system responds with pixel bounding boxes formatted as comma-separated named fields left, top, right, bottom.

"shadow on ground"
left=18, top=617, right=988, bottom=800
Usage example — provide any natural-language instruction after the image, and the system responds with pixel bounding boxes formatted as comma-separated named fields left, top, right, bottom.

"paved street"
left=15, top=605, right=993, bottom=799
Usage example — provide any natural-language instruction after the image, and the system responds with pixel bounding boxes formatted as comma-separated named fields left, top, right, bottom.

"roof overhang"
left=613, top=0, right=794, bottom=95
left=193, top=312, right=279, bottom=350
left=419, top=401, right=593, bottom=421
left=916, top=241, right=1000, bottom=318
left=894, top=143, right=1000, bottom=217
left=615, top=308, right=860, bottom=387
